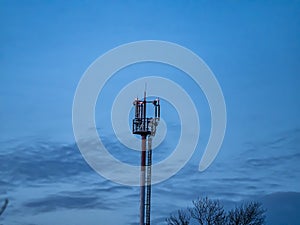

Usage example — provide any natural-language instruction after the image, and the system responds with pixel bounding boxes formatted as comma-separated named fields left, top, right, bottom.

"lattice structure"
left=132, top=93, right=160, bottom=225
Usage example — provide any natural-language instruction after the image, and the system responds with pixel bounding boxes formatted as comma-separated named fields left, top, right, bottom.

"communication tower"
left=132, top=91, right=160, bottom=225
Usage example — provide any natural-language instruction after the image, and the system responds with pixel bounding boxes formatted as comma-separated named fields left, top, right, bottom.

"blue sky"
left=0, top=1, right=300, bottom=224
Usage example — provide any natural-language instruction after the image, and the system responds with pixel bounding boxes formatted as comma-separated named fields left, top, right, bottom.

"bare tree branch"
left=0, top=199, right=8, bottom=217
left=227, top=202, right=266, bottom=225
left=189, top=197, right=226, bottom=225
left=166, top=197, right=266, bottom=225
left=166, top=209, right=190, bottom=225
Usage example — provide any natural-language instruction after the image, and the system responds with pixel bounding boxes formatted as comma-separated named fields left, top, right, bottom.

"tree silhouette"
left=166, top=197, right=266, bottom=225
left=189, top=197, right=226, bottom=225
left=0, top=198, right=8, bottom=217
left=166, top=209, right=190, bottom=225
left=227, top=202, right=266, bottom=225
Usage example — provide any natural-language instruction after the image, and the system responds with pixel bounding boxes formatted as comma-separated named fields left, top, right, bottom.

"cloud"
left=242, top=128, right=300, bottom=158
left=1, top=128, right=299, bottom=224
left=0, top=140, right=93, bottom=187
left=232, top=128, right=300, bottom=191
left=260, top=192, right=300, bottom=225
left=23, top=191, right=112, bottom=213
left=245, top=152, right=300, bottom=168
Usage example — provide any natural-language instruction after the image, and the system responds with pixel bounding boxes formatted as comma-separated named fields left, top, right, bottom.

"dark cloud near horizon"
left=260, top=192, right=300, bottom=225
left=242, top=128, right=300, bottom=156
left=23, top=191, right=112, bottom=213
left=0, top=141, right=93, bottom=187
left=246, top=152, right=300, bottom=168
left=234, top=128, right=300, bottom=189
left=0, top=128, right=299, bottom=224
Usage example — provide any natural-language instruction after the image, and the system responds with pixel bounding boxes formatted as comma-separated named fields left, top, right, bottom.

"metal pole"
left=140, top=91, right=147, bottom=225
left=145, top=136, right=152, bottom=225
left=140, top=135, right=146, bottom=225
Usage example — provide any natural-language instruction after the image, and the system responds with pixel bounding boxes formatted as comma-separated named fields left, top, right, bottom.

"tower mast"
left=132, top=92, right=160, bottom=225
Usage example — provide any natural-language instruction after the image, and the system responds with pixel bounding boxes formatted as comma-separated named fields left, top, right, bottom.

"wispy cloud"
left=0, top=128, right=299, bottom=224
